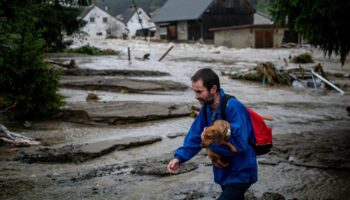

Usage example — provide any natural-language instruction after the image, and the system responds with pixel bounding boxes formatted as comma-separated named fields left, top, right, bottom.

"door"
left=167, top=25, right=177, bottom=40
left=255, top=30, right=273, bottom=48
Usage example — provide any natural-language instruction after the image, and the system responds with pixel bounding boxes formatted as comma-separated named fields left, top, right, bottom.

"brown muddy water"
left=1, top=40, right=350, bottom=199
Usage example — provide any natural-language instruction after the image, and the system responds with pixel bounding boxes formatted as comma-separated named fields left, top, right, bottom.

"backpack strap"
left=220, top=94, right=234, bottom=121
left=202, top=94, right=235, bottom=123
left=203, top=104, right=208, bottom=122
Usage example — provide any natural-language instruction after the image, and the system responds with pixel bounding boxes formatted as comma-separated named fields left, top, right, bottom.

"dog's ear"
left=220, top=121, right=231, bottom=139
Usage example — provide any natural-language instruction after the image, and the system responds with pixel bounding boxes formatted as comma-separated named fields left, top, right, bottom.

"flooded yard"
left=1, top=39, right=350, bottom=199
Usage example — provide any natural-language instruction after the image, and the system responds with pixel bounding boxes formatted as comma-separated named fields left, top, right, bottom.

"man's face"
left=192, top=79, right=215, bottom=105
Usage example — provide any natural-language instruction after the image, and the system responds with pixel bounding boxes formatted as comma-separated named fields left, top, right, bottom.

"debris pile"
left=225, top=62, right=290, bottom=86
left=224, top=62, right=346, bottom=93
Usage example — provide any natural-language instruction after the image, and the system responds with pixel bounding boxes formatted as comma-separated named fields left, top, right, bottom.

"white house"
left=78, top=5, right=127, bottom=39
left=117, top=5, right=155, bottom=38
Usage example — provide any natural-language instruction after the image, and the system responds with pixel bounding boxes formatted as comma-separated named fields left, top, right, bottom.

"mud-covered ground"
left=1, top=39, right=350, bottom=200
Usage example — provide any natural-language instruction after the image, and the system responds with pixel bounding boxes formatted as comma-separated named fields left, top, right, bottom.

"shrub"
left=291, top=53, right=314, bottom=63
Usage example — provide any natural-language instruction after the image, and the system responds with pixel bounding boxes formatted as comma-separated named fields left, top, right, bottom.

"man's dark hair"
left=191, top=68, right=220, bottom=92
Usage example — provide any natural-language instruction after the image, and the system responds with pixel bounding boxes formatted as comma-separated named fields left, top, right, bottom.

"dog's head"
left=201, top=125, right=225, bottom=148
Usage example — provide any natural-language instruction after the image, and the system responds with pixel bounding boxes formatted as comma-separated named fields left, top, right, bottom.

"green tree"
left=0, top=0, right=65, bottom=120
left=270, top=0, right=350, bottom=65
left=1, top=0, right=88, bottom=51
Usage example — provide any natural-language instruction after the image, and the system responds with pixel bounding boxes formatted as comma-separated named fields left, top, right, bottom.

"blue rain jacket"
left=174, top=89, right=257, bottom=186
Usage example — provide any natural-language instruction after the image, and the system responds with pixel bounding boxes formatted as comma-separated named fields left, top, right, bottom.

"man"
left=167, top=68, right=257, bottom=200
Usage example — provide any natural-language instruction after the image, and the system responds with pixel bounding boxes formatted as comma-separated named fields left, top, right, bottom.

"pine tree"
left=0, top=1, right=64, bottom=120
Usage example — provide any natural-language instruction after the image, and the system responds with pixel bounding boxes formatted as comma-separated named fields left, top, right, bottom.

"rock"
left=51, top=109, right=92, bottom=124
left=60, top=76, right=187, bottom=93
left=132, top=161, right=198, bottom=177
left=62, top=68, right=169, bottom=77
left=86, top=92, right=99, bottom=102
left=60, top=101, right=191, bottom=125
left=15, top=135, right=162, bottom=163
left=167, top=132, right=186, bottom=138
left=131, top=154, right=198, bottom=177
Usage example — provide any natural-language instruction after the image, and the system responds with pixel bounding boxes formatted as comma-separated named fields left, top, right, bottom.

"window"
left=159, top=27, right=167, bottom=35
left=139, top=19, right=142, bottom=24
left=103, top=17, right=108, bottom=23
left=90, top=17, right=95, bottom=23
left=96, top=32, right=103, bottom=36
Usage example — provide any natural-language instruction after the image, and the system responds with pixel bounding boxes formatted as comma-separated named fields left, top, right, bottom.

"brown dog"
left=201, top=120, right=237, bottom=168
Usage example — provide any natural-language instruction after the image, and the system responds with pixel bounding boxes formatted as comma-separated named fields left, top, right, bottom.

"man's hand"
left=167, top=158, right=180, bottom=174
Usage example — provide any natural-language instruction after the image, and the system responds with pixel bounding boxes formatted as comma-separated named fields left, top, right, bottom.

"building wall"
left=82, top=7, right=126, bottom=39
left=214, top=29, right=253, bottom=48
left=153, top=0, right=254, bottom=41
left=154, top=24, right=161, bottom=40
left=201, top=0, right=254, bottom=40
left=177, top=21, right=188, bottom=40
left=214, top=27, right=288, bottom=48
left=126, top=8, right=155, bottom=38
left=273, top=28, right=287, bottom=48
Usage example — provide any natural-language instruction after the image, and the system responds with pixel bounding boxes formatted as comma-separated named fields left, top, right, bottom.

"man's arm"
left=174, top=114, right=206, bottom=163
left=209, top=99, right=253, bottom=156
left=167, top=107, right=207, bottom=173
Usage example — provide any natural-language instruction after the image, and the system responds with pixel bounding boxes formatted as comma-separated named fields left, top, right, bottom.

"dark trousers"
left=217, top=183, right=251, bottom=200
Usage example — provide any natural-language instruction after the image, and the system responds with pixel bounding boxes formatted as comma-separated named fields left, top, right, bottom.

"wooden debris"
left=159, top=46, right=174, bottom=61
left=47, top=59, right=78, bottom=69
left=256, top=62, right=290, bottom=85
left=0, top=124, right=41, bottom=146
left=128, top=47, right=131, bottom=64
left=0, top=101, right=17, bottom=114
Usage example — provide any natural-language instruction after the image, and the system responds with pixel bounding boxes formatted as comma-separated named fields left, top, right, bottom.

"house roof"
left=78, top=4, right=95, bottom=19
left=254, top=11, right=273, bottom=24
left=151, top=0, right=214, bottom=23
left=120, top=5, right=149, bottom=24
left=120, top=5, right=137, bottom=23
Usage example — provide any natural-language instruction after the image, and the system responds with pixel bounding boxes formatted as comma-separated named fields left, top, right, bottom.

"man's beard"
left=198, top=93, right=214, bottom=106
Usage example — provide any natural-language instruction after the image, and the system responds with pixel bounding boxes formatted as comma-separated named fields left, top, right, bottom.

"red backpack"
left=245, top=107, right=273, bottom=155
left=204, top=94, right=273, bottom=156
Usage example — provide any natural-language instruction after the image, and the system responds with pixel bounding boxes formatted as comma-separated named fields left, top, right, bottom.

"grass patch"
left=65, top=44, right=120, bottom=55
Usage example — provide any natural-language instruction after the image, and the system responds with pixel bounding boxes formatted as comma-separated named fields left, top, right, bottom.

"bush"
left=291, top=53, right=314, bottom=63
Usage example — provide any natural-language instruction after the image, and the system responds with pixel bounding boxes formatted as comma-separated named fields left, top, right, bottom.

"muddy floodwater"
left=1, top=39, right=350, bottom=200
